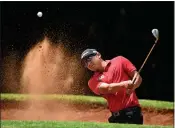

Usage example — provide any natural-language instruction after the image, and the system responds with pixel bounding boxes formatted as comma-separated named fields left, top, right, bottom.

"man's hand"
left=125, top=80, right=135, bottom=95
left=127, top=81, right=134, bottom=89
left=126, top=71, right=142, bottom=95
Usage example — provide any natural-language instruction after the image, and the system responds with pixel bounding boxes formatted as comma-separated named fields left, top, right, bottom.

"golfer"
left=81, top=49, right=143, bottom=124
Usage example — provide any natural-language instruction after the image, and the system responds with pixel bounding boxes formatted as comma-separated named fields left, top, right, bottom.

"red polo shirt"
left=88, top=56, right=140, bottom=112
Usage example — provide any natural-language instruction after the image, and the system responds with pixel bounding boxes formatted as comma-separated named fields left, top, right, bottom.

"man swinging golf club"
left=80, top=29, right=159, bottom=124
left=81, top=50, right=143, bottom=124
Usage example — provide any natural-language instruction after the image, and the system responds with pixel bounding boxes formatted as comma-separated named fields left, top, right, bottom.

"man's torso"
left=88, top=56, right=140, bottom=112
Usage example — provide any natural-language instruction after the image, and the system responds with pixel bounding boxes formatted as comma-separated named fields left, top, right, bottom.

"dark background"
left=1, top=1, right=174, bottom=101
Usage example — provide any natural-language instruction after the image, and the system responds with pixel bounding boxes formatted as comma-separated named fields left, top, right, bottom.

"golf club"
left=127, top=29, right=159, bottom=94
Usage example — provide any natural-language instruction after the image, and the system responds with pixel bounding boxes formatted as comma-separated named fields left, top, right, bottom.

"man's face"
left=86, top=53, right=102, bottom=72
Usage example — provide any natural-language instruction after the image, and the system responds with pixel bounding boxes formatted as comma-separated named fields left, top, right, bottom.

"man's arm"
left=132, top=71, right=142, bottom=89
left=127, top=71, right=142, bottom=95
left=120, top=56, right=142, bottom=91
left=128, top=70, right=142, bottom=90
left=98, top=80, right=132, bottom=94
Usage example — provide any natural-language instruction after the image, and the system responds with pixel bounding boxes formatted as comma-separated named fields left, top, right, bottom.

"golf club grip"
left=132, top=76, right=137, bottom=84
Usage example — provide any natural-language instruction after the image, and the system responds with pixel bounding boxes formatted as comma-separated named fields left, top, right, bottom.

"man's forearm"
left=108, top=80, right=131, bottom=93
left=99, top=80, right=132, bottom=94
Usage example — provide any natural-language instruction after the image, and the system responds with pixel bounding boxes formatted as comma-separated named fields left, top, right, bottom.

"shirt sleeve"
left=88, top=77, right=102, bottom=95
left=120, top=56, right=137, bottom=74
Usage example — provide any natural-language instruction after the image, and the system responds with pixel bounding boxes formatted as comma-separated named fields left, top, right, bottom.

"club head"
left=152, top=29, right=159, bottom=40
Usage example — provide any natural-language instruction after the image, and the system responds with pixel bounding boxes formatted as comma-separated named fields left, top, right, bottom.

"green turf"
left=1, top=120, right=173, bottom=128
left=1, top=93, right=174, bottom=110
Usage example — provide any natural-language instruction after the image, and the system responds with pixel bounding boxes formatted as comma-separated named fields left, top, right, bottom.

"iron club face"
left=152, top=29, right=159, bottom=40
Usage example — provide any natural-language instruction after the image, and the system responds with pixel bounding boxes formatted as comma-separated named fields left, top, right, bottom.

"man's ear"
left=87, top=64, right=90, bottom=69
left=87, top=63, right=92, bottom=70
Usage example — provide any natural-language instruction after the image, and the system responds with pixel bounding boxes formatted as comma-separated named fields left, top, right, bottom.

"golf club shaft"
left=132, top=39, right=158, bottom=84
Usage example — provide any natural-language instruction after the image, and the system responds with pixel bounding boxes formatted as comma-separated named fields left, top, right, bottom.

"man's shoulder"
left=88, top=73, right=99, bottom=85
left=111, top=55, right=126, bottom=62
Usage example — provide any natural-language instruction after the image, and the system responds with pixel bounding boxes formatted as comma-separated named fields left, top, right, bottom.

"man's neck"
left=101, top=60, right=108, bottom=71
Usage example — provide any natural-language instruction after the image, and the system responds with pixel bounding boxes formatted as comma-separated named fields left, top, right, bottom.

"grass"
left=1, top=93, right=174, bottom=110
left=1, top=120, right=173, bottom=128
